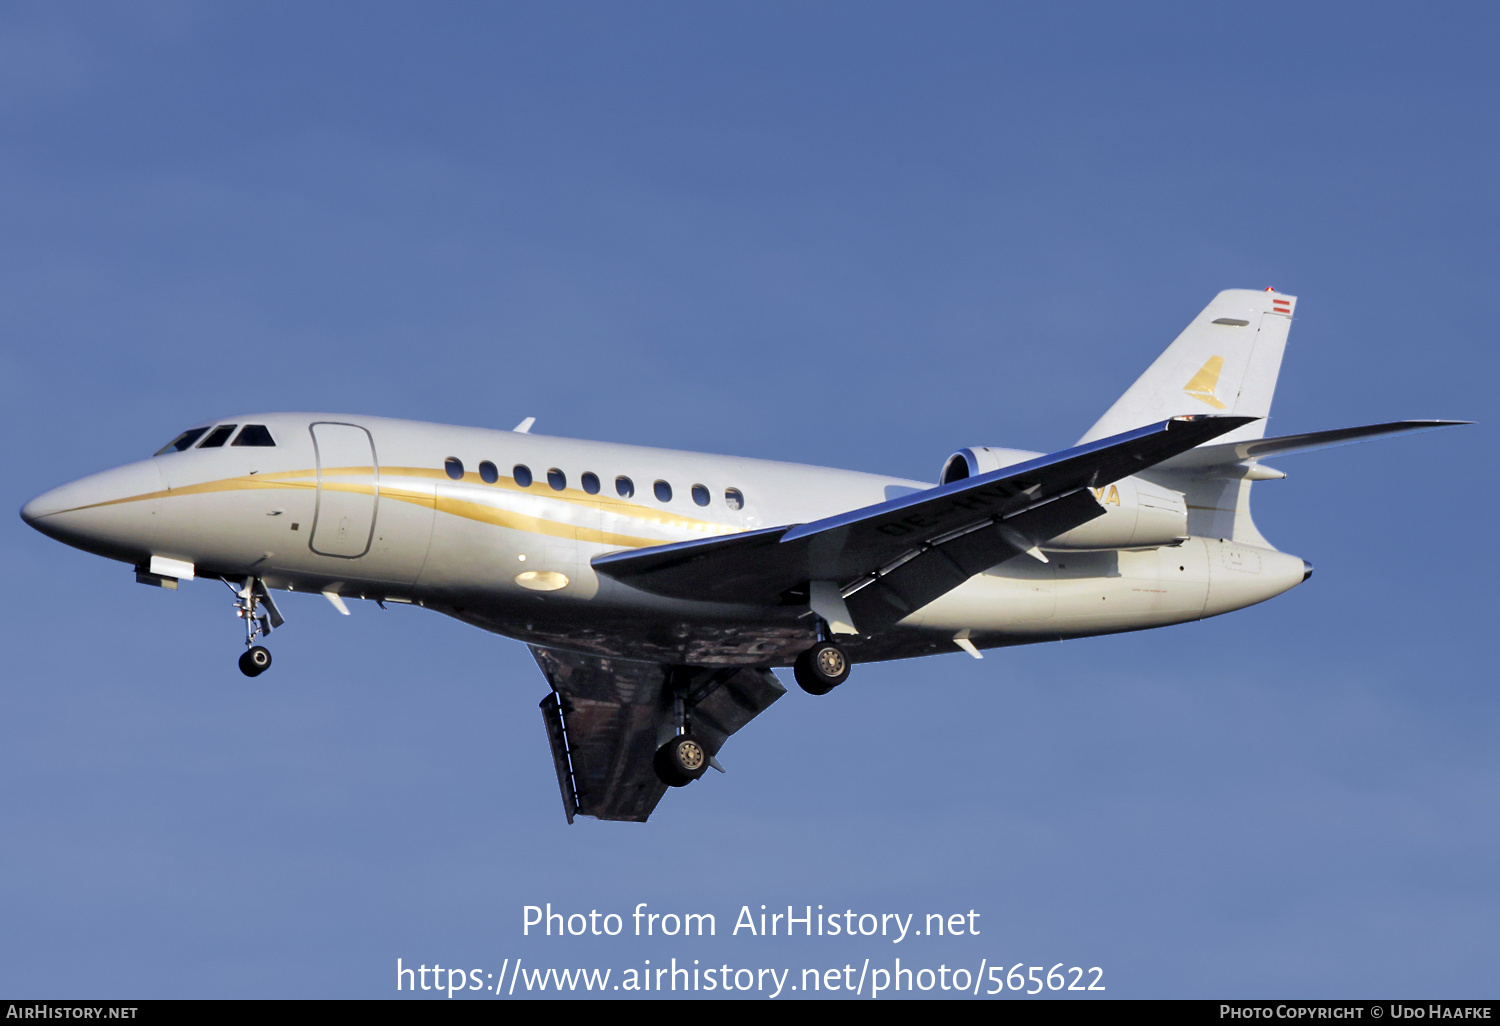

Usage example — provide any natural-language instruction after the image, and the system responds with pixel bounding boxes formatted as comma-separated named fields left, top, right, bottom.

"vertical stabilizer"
left=1078, top=289, right=1296, bottom=445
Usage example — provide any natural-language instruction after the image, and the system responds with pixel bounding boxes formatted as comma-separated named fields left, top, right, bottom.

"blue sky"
left=2, top=1, right=1494, bottom=999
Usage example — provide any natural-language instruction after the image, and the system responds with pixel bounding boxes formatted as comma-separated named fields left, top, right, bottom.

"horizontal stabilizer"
left=1156, top=420, right=1470, bottom=471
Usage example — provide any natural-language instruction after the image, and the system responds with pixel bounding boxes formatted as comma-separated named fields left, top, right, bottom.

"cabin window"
left=231, top=425, right=276, bottom=447
left=581, top=472, right=600, bottom=495
left=654, top=480, right=673, bottom=503
left=724, top=488, right=744, bottom=511
left=445, top=457, right=465, bottom=480
left=691, top=484, right=710, bottom=507
left=616, top=476, right=634, bottom=498
left=479, top=461, right=499, bottom=484
left=514, top=465, right=533, bottom=488
left=197, top=425, right=238, bottom=448
left=154, top=428, right=209, bottom=455
left=547, top=468, right=566, bottom=491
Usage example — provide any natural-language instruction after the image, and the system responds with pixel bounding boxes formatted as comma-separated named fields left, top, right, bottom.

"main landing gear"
left=653, top=671, right=712, bottom=788
left=794, top=639, right=851, bottom=696
left=225, top=576, right=283, bottom=677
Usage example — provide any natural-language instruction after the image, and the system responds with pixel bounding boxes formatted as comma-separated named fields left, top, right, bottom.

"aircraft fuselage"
left=22, top=411, right=1307, bottom=667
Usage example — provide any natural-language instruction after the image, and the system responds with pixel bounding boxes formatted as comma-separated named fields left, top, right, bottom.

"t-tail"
left=1079, top=288, right=1467, bottom=549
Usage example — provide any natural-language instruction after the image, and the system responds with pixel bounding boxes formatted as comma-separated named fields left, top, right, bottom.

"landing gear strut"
left=653, top=671, right=710, bottom=787
left=226, top=576, right=283, bottom=677
left=794, top=639, right=850, bottom=696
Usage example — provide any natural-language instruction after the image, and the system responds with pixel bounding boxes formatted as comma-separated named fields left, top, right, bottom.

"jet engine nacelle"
left=940, top=446, right=1043, bottom=484
left=940, top=446, right=1188, bottom=550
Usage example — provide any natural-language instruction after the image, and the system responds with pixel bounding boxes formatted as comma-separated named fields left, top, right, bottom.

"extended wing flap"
left=680, top=665, right=788, bottom=755
left=531, top=647, right=785, bottom=824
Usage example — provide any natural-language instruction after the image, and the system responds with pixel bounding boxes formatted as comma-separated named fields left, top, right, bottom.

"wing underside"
left=532, top=646, right=786, bottom=823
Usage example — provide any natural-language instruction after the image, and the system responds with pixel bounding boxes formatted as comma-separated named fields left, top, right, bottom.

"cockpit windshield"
left=231, top=425, right=275, bottom=447
left=197, top=425, right=237, bottom=448
left=153, top=423, right=277, bottom=455
left=153, top=428, right=209, bottom=455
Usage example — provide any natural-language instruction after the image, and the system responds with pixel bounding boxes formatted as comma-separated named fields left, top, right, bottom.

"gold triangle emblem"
left=1183, top=355, right=1227, bottom=409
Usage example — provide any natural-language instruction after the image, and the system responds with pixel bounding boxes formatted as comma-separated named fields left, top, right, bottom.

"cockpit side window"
left=197, top=425, right=238, bottom=448
left=231, top=425, right=276, bottom=447
left=154, top=428, right=209, bottom=455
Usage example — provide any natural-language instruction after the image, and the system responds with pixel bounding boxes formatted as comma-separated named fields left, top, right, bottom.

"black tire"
left=794, top=641, right=850, bottom=695
left=239, top=646, right=272, bottom=677
left=653, top=734, right=709, bottom=787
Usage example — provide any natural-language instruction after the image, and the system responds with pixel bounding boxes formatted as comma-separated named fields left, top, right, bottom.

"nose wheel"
left=794, top=640, right=850, bottom=695
left=239, top=646, right=273, bottom=677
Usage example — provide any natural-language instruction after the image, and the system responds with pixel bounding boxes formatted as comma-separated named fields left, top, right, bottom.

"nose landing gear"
left=225, top=576, right=284, bottom=677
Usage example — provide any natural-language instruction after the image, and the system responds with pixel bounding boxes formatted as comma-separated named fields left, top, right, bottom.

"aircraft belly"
left=426, top=538, right=1288, bottom=667
left=441, top=600, right=812, bottom=667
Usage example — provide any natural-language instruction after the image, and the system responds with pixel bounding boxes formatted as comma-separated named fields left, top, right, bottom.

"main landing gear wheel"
left=794, top=640, right=850, bottom=696
left=238, top=646, right=272, bottom=677
left=653, top=734, right=709, bottom=788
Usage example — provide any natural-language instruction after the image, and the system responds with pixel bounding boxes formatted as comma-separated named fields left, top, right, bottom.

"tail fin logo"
left=1183, top=355, right=1227, bottom=409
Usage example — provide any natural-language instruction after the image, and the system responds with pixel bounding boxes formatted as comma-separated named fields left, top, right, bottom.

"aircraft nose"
left=20, top=460, right=166, bottom=553
left=19, top=490, right=55, bottom=524
left=20, top=481, right=95, bottom=523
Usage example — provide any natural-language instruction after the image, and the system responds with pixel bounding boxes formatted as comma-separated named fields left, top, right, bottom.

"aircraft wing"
left=594, top=414, right=1253, bottom=630
left=532, top=646, right=786, bottom=823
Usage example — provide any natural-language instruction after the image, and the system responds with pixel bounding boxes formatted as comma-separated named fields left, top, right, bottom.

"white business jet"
left=21, top=289, right=1462, bottom=823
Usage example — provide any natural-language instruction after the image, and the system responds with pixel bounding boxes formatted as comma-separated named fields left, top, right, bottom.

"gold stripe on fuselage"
left=50, top=465, right=737, bottom=550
